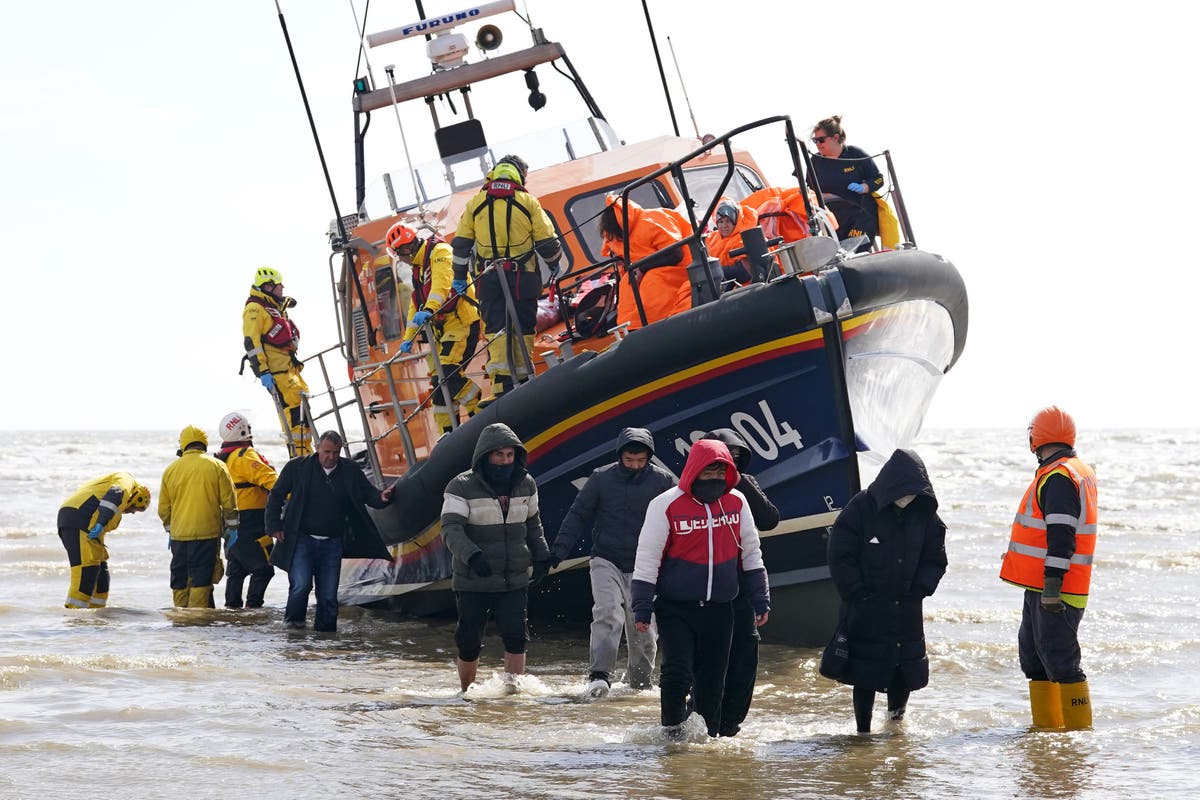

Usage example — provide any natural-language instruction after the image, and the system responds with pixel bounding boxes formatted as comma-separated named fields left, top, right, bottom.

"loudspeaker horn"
left=476, top=24, right=503, bottom=51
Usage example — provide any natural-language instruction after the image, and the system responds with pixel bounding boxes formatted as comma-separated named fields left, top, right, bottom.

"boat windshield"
left=677, top=163, right=764, bottom=216
left=359, top=117, right=622, bottom=221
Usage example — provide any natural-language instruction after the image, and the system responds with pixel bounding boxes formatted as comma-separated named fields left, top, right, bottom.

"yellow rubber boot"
left=187, top=585, right=213, bottom=609
left=1029, top=680, right=1064, bottom=728
left=1059, top=680, right=1092, bottom=729
left=172, top=588, right=190, bottom=608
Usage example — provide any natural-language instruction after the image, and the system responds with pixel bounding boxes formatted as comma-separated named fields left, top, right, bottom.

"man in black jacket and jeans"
left=551, top=427, right=675, bottom=696
left=266, top=431, right=393, bottom=632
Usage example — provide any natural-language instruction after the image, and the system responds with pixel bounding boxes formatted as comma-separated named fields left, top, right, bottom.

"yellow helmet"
left=178, top=425, right=208, bottom=453
left=253, top=266, right=284, bottom=288
left=127, top=483, right=151, bottom=512
left=488, top=162, right=523, bottom=184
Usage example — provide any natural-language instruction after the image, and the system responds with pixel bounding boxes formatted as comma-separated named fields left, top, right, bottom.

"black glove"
left=468, top=552, right=492, bottom=578
left=1041, top=576, right=1066, bottom=613
left=531, top=560, right=550, bottom=587
left=549, top=555, right=562, bottom=569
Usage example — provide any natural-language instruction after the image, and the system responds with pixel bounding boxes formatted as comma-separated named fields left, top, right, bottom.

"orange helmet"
left=385, top=223, right=418, bottom=254
left=1028, top=405, right=1076, bottom=451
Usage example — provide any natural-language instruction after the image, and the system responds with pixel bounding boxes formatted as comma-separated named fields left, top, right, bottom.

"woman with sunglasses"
left=808, top=116, right=885, bottom=252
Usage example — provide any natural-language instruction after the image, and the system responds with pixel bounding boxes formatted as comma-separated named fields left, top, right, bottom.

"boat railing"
left=306, top=258, right=532, bottom=481
left=879, top=150, right=916, bottom=248
left=358, top=117, right=622, bottom=221
left=613, top=115, right=816, bottom=326
left=299, top=342, right=442, bottom=483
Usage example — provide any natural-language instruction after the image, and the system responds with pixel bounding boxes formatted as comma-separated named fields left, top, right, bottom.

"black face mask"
left=692, top=478, right=726, bottom=504
left=483, top=462, right=515, bottom=491
left=618, top=463, right=645, bottom=480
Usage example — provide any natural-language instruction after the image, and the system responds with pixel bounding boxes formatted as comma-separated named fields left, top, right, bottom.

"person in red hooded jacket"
left=631, top=439, right=770, bottom=739
left=599, top=197, right=693, bottom=330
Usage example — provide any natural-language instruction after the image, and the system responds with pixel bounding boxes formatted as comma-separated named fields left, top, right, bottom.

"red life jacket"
left=473, top=180, right=534, bottom=264
left=410, top=237, right=461, bottom=317
left=245, top=296, right=299, bottom=348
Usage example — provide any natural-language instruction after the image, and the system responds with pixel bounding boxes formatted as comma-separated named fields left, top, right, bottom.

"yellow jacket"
left=217, top=445, right=277, bottom=511
left=158, top=451, right=239, bottom=540
left=243, top=287, right=301, bottom=376
left=57, top=472, right=140, bottom=538
left=452, top=188, right=561, bottom=275
left=403, top=240, right=480, bottom=344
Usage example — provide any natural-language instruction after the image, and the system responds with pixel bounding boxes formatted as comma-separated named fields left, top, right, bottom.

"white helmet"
left=219, top=412, right=252, bottom=443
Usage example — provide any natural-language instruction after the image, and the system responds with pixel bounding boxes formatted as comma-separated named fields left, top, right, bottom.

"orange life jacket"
left=704, top=197, right=759, bottom=271
left=744, top=186, right=812, bottom=243
left=245, top=296, right=299, bottom=349
left=1000, top=455, right=1098, bottom=595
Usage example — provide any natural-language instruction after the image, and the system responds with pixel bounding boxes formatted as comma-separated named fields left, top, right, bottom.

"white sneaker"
left=586, top=678, right=610, bottom=698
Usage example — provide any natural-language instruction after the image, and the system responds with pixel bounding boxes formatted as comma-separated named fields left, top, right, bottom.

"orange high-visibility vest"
left=1000, top=455, right=1098, bottom=595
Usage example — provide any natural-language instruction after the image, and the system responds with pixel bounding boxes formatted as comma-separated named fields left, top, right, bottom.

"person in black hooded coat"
left=827, top=448, right=947, bottom=734
left=702, top=429, right=779, bottom=737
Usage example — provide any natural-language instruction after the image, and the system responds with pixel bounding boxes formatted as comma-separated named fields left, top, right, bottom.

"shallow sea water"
left=2, top=429, right=1198, bottom=799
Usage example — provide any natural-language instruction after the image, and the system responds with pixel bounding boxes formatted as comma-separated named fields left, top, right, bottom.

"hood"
left=702, top=428, right=751, bottom=470
left=616, top=427, right=656, bottom=458
left=867, top=448, right=937, bottom=509
left=679, top=439, right=739, bottom=496
left=605, top=195, right=645, bottom=233
left=178, top=425, right=208, bottom=452
left=470, top=422, right=528, bottom=473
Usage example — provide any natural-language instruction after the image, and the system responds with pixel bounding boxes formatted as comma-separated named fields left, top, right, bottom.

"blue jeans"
left=285, top=534, right=344, bottom=631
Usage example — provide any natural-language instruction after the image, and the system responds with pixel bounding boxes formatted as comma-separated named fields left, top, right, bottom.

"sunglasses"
left=811, top=135, right=833, bottom=144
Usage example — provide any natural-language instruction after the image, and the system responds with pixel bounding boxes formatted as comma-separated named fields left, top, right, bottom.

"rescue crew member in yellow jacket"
left=57, top=473, right=150, bottom=608
left=387, top=222, right=483, bottom=435
left=243, top=266, right=311, bottom=456
left=1000, top=406, right=1098, bottom=730
left=216, top=412, right=278, bottom=609
left=159, top=425, right=240, bottom=609
left=450, top=155, right=563, bottom=401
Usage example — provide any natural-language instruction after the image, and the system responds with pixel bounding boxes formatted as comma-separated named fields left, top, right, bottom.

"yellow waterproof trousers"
left=428, top=320, right=482, bottom=434
left=59, top=528, right=110, bottom=608
left=271, top=369, right=312, bottom=456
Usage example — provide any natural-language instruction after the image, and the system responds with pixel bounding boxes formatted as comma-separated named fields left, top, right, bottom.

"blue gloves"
left=224, top=528, right=238, bottom=551
left=260, top=373, right=276, bottom=391
left=847, top=182, right=868, bottom=194
left=411, top=310, right=433, bottom=327
left=87, top=523, right=104, bottom=540
left=399, top=340, right=414, bottom=355
left=451, top=279, right=468, bottom=294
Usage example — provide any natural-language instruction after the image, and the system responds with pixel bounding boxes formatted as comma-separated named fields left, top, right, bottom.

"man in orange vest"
left=999, top=406, right=1097, bottom=729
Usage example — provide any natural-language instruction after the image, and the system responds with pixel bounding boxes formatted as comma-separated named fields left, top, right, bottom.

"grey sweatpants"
left=589, top=557, right=657, bottom=688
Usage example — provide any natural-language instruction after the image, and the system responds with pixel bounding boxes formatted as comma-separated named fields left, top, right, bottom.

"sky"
left=1, top=0, right=1195, bottom=434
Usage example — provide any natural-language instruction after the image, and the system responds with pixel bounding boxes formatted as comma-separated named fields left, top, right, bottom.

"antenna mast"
left=640, top=0, right=680, bottom=137
left=667, top=36, right=700, bottom=139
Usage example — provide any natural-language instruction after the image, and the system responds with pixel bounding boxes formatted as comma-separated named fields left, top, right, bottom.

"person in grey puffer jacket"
left=442, top=423, right=551, bottom=692
left=551, top=427, right=675, bottom=696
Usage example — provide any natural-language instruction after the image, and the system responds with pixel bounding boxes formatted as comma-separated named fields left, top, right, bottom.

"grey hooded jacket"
left=551, top=427, right=676, bottom=573
left=441, top=423, right=550, bottom=592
